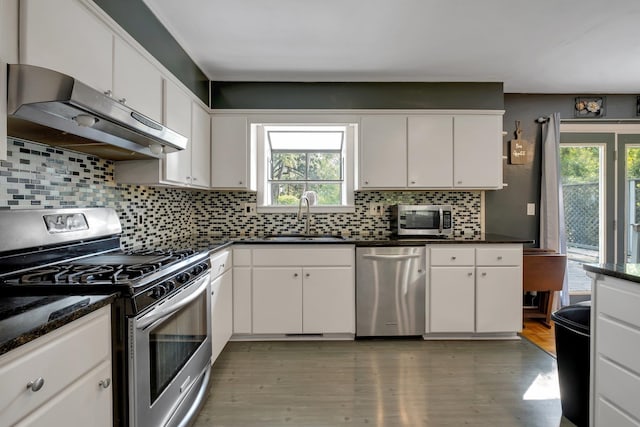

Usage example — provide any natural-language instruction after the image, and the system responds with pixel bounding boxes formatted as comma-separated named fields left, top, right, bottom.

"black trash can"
left=551, top=301, right=591, bottom=427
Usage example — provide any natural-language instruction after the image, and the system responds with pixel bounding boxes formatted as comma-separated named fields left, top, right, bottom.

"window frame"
left=256, top=122, right=356, bottom=213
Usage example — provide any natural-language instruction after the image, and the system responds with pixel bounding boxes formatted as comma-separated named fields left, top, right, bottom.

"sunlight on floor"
left=523, top=370, right=561, bottom=401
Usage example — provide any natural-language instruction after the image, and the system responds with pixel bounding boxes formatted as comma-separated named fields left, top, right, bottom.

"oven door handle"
left=136, top=272, right=210, bottom=330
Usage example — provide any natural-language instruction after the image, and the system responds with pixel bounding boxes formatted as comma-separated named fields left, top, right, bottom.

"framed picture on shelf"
left=574, top=97, right=605, bottom=118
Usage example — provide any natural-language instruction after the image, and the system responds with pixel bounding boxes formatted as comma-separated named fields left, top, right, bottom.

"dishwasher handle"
left=362, top=254, right=421, bottom=261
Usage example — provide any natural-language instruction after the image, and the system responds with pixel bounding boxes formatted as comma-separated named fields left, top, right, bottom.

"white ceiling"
left=142, top=0, right=640, bottom=93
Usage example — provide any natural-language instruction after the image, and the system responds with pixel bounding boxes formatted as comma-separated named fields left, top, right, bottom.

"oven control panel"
left=140, top=261, right=210, bottom=305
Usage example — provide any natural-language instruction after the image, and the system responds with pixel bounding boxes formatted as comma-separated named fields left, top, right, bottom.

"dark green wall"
left=485, top=94, right=639, bottom=247
left=211, top=82, right=504, bottom=109
left=93, top=0, right=209, bottom=104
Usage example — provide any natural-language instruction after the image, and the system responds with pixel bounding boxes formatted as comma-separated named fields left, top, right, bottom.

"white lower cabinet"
left=233, top=245, right=355, bottom=337
left=475, top=266, right=522, bottom=333
left=210, top=249, right=232, bottom=364
left=0, top=306, right=112, bottom=427
left=430, top=266, right=475, bottom=332
left=302, top=267, right=354, bottom=334
left=253, top=267, right=303, bottom=334
left=232, top=248, right=252, bottom=335
left=591, top=274, right=640, bottom=426
left=427, top=244, right=522, bottom=337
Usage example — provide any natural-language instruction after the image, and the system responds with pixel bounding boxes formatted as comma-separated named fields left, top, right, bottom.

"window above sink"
left=255, top=123, right=356, bottom=214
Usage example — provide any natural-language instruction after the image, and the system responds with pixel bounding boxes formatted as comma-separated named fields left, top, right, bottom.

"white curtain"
left=539, top=112, right=569, bottom=306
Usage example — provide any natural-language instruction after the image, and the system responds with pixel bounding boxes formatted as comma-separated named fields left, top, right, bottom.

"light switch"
left=527, top=203, right=535, bottom=216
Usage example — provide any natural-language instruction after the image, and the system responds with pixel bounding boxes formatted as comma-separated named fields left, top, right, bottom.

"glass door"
left=560, top=133, right=615, bottom=301
left=618, top=135, right=640, bottom=263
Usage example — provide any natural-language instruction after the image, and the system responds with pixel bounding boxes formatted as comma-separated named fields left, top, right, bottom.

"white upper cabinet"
left=211, top=116, right=255, bottom=190
left=19, top=0, right=113, bottom=95
left=21, top=0, right=170, bottom=125
left=1, top=0, right=18, bottom=161
left=163, top=79, right=192, bottom=185
left=407, top=115, right=453, bottom=188
left=360, top=112, right=503, bottom=190
left=360, top=115, right=407, bottom=188
left=453, top=114, right=503, bottom=189
left=190, top=102, right=211, bottom=188
left=113, top=37, right=163, bottom=123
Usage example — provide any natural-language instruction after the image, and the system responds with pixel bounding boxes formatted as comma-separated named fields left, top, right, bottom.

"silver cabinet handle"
left=417, top=269, right=423, bottom=273
left=451, top=256, right=456, bottom=260
left=411, top=180, right=416, bottom=184
left=497, top=256, right=503, bottom=260
left=481, top=272, right=487, bottom=277
left=467, top=272, right=473, bottom=277
left=238, top=181, right=243, bottom=185
left=193, top=177, right=198, bottom=181
left=365, top=180, right=369, bottom=184
left=118, top=97, right=126, bottom=104
left=457, top=180, right=463, bottom=184
left=305, top=273, right=310, bottom=277
left=99, top=378, right=111, bottom=389
left=27, top=377, right=45, bottom=392
left=294, top=273, right=299, bottom=278
left=104, top=90, right=112, bottom=97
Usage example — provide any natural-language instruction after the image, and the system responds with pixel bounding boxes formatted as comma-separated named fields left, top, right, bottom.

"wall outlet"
left=368, top=202, right=384, bottom=217
left=527, top=203, right=535, bottom=216
left=241, top=202, right=257, bottom=216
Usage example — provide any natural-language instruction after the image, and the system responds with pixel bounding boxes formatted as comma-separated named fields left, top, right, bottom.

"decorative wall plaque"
left=509, top=121, right=531, bottom=165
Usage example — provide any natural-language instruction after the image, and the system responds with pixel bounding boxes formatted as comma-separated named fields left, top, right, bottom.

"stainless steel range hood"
left=7, top=64, right=188, bottom=161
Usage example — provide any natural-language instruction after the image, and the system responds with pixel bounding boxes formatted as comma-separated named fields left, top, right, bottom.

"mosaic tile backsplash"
left=0, top=139, right=482, bottom=248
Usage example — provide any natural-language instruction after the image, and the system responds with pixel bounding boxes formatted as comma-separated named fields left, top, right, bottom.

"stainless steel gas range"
left=0, top=208, right=212, bottom=427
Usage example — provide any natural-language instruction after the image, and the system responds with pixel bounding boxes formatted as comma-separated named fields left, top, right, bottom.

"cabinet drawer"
left=597, top=316, right=640, bottom=375
left=599, top=279, right=640, bottom=329
left=253, top=246, right=354, bottom=267
left=211, top=249, right=231, bottom=278
left=476, top=246, right=522, bottom=266
left=233, top=248, right=251, bottom=266
left=430, top=247, right=474, bottom=266
left=0, top=306, right=111, bottom=427
left=15, top=360, right=112, bottom=427
left=596, top=355, right=640, bottom=422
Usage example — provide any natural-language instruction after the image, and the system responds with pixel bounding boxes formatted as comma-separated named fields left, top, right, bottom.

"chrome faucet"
left=297, top=191, right=316, bottom=235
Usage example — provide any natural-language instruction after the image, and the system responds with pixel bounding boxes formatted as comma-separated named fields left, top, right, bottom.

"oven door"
left=130, top=272, right=212, bottom=427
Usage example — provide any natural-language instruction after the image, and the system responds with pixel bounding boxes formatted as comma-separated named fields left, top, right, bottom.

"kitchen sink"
left=264, top=235, right=347, bottom=242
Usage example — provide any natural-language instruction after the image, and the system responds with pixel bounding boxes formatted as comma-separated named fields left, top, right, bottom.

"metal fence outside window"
left=563, top=182, right=599, bottom=250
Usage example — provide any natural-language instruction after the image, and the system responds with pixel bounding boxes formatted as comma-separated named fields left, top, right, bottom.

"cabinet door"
left=20, top=0, right=113, bottom=95
left=360, top=115, right=407, bottom=188
left=453, top=115, right=503, bottom=188
left=302, top=267, right=354, bottom=334
left=407, top=115, right=453, bottom=188
left=163, top=79, right=192, bottom=185
left=475, top=266, right=522, bottom=333
left=190, top=102, right=211, bottom=188
left=252, top=268, right=302, bottom=334
left=15, top=360, right=112, bottom=427
left=211, top=116, right=252, bottom=189
left=113, top=37, right=163, bottom=123
left=232, top=267, right=252, bottom=334
left=430, top=267, right=475, bottom=332
left=211, top=269, right=232, bottom=364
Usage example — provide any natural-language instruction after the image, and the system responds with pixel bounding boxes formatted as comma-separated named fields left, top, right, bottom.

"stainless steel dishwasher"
left=356, top=246, right=426, bottom=337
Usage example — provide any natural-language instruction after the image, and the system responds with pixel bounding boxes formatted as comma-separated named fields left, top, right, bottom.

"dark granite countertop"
left=0, top=294, right=116, bottom=355
left=583, top=263, right=640, bottom=284
left=205, top=233, right=533, bottom=246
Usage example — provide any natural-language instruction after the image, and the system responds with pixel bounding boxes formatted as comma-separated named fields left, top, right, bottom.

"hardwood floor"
left=194, top=339, right=575, bottom=426
left=521, top=320, right=557, bottom=357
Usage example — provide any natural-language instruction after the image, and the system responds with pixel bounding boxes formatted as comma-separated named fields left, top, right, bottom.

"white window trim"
left=256, top=122, right=356, bottom=214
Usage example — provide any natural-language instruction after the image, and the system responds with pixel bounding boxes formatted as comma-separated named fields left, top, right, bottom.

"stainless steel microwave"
left=390, top=204, right=453, bottom=237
